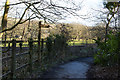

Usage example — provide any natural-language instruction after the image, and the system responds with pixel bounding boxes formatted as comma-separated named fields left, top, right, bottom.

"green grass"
left=68, top=39, right=95, bottom=46
left=0, top=39, right=95, bottom=47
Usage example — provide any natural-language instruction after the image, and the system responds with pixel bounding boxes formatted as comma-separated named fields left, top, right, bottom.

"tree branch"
left=0, top=4, right=31, bottom=33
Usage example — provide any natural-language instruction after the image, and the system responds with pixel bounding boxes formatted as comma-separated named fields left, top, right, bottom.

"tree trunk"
left=1, top=0, right=10, bottom=45
left=105, top=23, right=109, bottom=43
left=1, top=0, right=10, bottom=30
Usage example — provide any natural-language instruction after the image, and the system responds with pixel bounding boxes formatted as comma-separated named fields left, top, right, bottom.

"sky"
left=59, top=0, right=104, bottom=26
left=0, top=0, right=104, bottom=26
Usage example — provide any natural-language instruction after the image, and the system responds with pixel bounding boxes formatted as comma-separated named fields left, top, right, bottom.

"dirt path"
left=40, top=57, right=94, bottom=79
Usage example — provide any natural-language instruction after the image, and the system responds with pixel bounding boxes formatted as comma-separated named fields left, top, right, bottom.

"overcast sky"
left=59, top=0, right=104, bottom=26
left=0, top=0, right=104, bottom=26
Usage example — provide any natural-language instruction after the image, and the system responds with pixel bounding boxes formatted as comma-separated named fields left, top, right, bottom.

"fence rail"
left=1, top=38, right=94, bottom=79
left=2, top=39, right=45, bottom=79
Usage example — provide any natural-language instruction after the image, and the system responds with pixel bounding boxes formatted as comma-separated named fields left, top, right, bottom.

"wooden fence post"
left=11, top=39, right=16, bottom=78
left=19, top=42, right=22, bottom=52
left=8, top=42, right=10, bottom=48
left=41, top=39, right=44, bottom=53
left=28, top=38, right=33, bottom=74
left=38, top=21, right=42, bottom=62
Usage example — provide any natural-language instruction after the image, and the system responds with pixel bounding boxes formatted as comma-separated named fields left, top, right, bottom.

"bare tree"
left=0, top=0, right=83, bottom=34
left=1, top=0, right=10, bottom=46
left=103, top=2, right=120, bottom=42
left=91, top=1, right=120, bottom=42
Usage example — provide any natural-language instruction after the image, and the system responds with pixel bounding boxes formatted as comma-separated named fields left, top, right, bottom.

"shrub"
left=94, top=31, right=119, bottom=66
left=46, top=35, right=53, bottom=53
left=45, top=34, right=69, bottom=60
left=54, top=34, right=68, bottom=51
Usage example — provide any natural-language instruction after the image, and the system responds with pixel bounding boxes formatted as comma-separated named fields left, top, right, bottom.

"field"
left=68, top=39, right=95, bottom=46
left=0, top=39, right=95, bottom=47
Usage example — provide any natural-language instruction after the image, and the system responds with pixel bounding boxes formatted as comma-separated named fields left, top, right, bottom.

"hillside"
left=0, top=17, right=96, bottom=41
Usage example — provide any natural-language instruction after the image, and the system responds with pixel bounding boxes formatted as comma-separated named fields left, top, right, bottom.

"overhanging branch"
left=0, top=4, right=31, bottom=33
